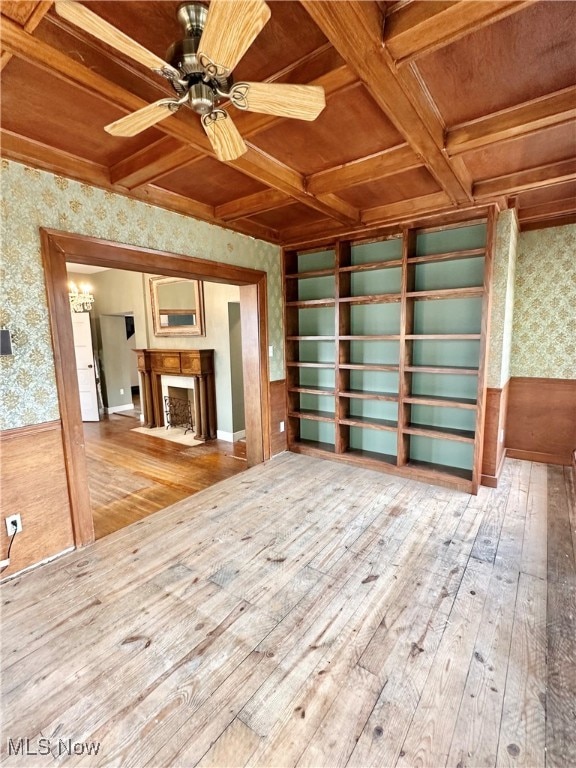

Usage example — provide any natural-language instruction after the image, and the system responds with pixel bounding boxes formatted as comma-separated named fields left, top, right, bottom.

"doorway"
left=42, top=228, right=271, bottom=548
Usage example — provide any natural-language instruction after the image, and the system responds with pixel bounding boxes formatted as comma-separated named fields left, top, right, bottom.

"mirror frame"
left=150, top=276, right=206, bottom=337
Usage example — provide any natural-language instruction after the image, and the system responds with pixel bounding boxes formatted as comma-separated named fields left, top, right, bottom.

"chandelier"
left=69, top=282, right=94, bottom=313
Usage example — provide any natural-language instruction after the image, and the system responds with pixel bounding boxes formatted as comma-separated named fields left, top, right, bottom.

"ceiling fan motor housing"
left=166, top=2, right=232, bottom=115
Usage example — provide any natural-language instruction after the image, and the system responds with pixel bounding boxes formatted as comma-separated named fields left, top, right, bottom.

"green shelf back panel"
left=349, top=369, right=399, bottom=394
left=298, top=307, right=335, bottom=336
left=412, top=339, right=481, bottom=368
left=298, top=340, right=335, bottom=363
left=298, top=275, right=335, bottom=301
left=350, top=303, right=401, bottom=335
left=413, top=297, right=483, bottom=334
left=297, top=249, right=335, bottom=272
left=351, top=267, right=402, bottom=296
left=411, top=372, right=478, bottom=400
left=300, top=393, right=335, bottom=413
left=300, top=419, right=335, bottom=444
left=410, top=435, right=474, bottom=471
left=348, top=399, right=398, bottom=421
left=415, top=223, right=486, bottom=257
left=349, top=340, right=400, bottom=365
left=298, top=367, right=335, bottom=389
left=410, top=404, right=476, bottom=432
left=351, top=238, right=402, bottom=265
left=349, top=426, right=397, bottom=456
left=414, top=257, right=485, bottom=292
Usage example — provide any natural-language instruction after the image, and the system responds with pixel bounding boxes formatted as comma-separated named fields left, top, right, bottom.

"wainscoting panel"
left=506, top=377, right=576, bottom=465
left=481, top=381, right=509, bottom=487
left=0, top=421, right=74, bottom=579
left=270, top=380, right=287, bottom=456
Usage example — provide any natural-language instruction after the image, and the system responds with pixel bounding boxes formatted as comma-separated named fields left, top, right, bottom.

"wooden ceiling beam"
left=307, top=144, right=421, bottom=195
left=1, top=18, right=358, bottom=226
left=216, top=189, right=292, bottom=222
left=299, top=0, right=471, bottom=205
left=0, top=0, right=53, bottom=72
left=362, top=191, right=451, bottom=226
left=0, top=128, right=110, bottom=188
left=520, top=213, right=576, bottom=232
left=384, top=0, right=536, bottom=65
left=519, top=197, right=576, bottom=224
left=474, top=159, right=576, bottom=198
left=447, top=86, right=576, bottom=155
left=110, top=139, right=202, bottom=188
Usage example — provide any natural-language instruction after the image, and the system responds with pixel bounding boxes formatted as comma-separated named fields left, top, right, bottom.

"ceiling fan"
left=54, top=0, right=326, bottom=162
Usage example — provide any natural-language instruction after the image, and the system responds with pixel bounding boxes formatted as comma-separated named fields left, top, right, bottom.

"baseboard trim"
left=0, top=546, right=74, bottom=583
left=506, top=448, right=568, bottom=466
left=105, top=404, right=135, bottom=414
left=481, top=448, right=507, bottom=488
left=0, top=419, right=61, bottom=440
left=216, top=429, right=246, bottom=443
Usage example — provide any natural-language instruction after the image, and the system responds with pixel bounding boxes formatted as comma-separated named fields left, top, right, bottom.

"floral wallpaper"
left=510, top=223, right=576, bottom=379
left=487, top=210, right=518, bottom=388
left=0, top=160, right=282, bottom=431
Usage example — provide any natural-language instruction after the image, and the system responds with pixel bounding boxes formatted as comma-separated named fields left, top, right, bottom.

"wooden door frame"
left=41, top=228, right=271, bottom=548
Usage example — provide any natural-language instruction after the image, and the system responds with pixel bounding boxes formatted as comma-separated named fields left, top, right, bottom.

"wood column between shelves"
left=397, top=230, right=416, bottom=466
left=336, top=240, right=351, bottom=454
left=283, top=250, right=300, bottom=447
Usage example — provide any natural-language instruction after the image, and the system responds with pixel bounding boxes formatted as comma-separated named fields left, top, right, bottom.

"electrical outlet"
left=280, top=421, right=285, bottom=433
left=5, top=514, right=22, bottom=535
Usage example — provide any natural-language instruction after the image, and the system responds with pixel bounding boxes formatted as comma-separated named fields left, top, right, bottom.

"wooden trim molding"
left=0, top=419, right=61, bottom=440
left=41, top=228, right=272, bottom=548
left=506, top=377, right=576, bottom=466
left=481, top=381, right=509, bottom=488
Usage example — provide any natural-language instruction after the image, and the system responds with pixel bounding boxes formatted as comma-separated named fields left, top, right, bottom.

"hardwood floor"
left=1, top=455, right=574, bottom=767
left=83, top=414, right=247, bottom=539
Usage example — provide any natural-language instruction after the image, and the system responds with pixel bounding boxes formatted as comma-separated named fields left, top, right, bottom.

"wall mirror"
left=150, top=276, right=205, bottom=337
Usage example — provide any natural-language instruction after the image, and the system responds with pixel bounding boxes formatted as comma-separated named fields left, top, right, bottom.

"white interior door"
left=71, top=311, right=99, bottom=422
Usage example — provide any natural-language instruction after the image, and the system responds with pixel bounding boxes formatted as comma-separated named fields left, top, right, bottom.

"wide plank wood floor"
left=83, top=414, right=246, bottom=539
left=1, top=454, right=575, bottom=767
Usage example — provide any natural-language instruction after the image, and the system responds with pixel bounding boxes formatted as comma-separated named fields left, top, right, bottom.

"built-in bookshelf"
left=284, top=214, right=495, bottom=493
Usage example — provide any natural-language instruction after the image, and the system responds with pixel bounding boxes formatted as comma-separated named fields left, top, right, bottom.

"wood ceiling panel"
left=337, top=167, right=441, bottom=209
left=252, top=82, right=404, bottom=175
left=156, top=157, right=268, bottom=207
left=417, top=1, right=576, bottom=125
left=1, top=57, right=163, bottom=165
left=248, top=202, right=328, bottom=230
left=517, top=179, right=576, bottom=210
left=462, top=123, right=576, bottom=181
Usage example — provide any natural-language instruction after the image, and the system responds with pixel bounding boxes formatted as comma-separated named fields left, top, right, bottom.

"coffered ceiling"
left=1, top=0, right=575, bottom=246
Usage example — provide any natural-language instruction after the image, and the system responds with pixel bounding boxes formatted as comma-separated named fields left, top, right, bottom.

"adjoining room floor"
left=84, top=413, right=246, bottom=539
left=1, top=455, right=574, bottom=767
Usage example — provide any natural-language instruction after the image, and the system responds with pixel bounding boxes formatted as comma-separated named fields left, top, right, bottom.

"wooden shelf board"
left=340, top=258, right=403, bottom=273
left=289, top=409, right=335, bottom=423
left=286, top=299, right=336, bottom=308
left=406, top=287, right=484, bottom=301
left=403, top=423, right=475, bottom=443
left=340, top=416, right=398, bottom=431
left=405, top=365, right=479, bottom=375
left=340, top=363, right=400, bottom=372
left=340, top=389, right=398, bottom=401
left=340, top=294, right=402, bottom=306
left=286, top=361, right=335, bottom=369
left=290, top=440, right=335, bottom=455
left=339, top=335, right=402, bottom=341
left=287, top=336, right=336, bottom=341
left=405, top=394, right=477, bottom=409
left=286, top=268, right=335, bottom=279
left=405, top=459, right=473, bottom=482
left=289, top=386, right=336, bottom=395
left=346, top=448, right=397, bottom=465
left=405, top=334, right=481, bottom=340
left=407, top=248, right=485, bottom=266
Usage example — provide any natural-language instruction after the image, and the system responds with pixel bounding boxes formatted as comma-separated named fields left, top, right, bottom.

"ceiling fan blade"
left=54, top=0, right=179, bottom=77
left=104, top=100, right=178, bottom=137
left=198, top=0, right=271, bottom=76
left=201, top=110, right=248, bottom=162
left=229, top=82, right=326, bottom=121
